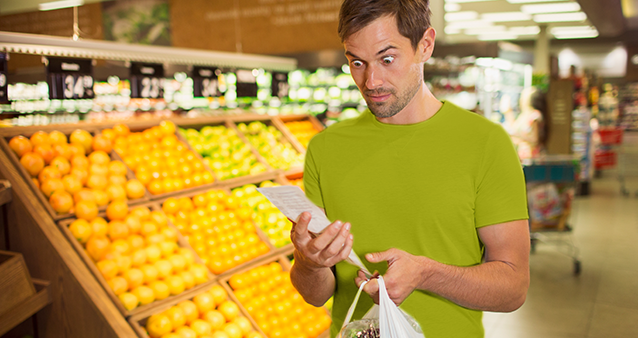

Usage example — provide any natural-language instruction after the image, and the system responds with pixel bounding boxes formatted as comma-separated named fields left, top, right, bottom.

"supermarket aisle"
left=483, top=175, right=638, bottom=338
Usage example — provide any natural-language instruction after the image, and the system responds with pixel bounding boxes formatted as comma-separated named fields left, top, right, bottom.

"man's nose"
left=365, top=65, right=383, bottom=89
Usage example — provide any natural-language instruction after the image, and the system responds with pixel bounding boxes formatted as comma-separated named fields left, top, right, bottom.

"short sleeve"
left=303, top=136, right=325, bottom=209
left=475, top=125, right=529, bottom=228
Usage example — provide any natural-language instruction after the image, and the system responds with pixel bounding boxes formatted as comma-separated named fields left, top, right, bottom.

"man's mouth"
left=367, top=93, right=392, bottom=102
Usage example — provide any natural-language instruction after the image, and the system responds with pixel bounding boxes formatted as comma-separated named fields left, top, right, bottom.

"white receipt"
left=257, top=185, right=372, bottom=276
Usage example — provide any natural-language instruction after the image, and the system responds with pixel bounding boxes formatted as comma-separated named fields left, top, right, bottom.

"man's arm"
left=290, top=212, right=354, bottom=307
left=356, top=219, right=530, bottom=312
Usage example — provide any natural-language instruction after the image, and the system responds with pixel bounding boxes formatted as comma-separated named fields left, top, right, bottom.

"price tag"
left=272, top=72, right=289, bottom=98
left=47, top=57, right=94, bottom=100
left=130, top=63, right=164, bottom=99
left=193, top=66, right=220, bottom=98
left=0, top=53, right=7, bottom=103
left=235, top=69, right=258, bottom=98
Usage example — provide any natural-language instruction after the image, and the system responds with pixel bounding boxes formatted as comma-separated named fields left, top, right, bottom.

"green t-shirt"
left=303, top=101, right=529, bottom=338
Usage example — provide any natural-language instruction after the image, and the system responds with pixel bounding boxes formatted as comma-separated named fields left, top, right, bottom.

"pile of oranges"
left=68, top=200, right=209, bottom=311
left=112, top=121, right=214, bottom=196
left=228, top=262, right=332, bottom=338
left=286, top=178, right=304, bottom=191
left=145, top=285, right=264, bottom=338
left=9, top=128, right=146, bottom=214
left=283, top=120, right=319, bottom=149
left=162, top=190, right=270, bottom=275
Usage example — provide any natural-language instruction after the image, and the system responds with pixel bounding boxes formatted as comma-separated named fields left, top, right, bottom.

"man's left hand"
left=354, top=248, right=432, bottom=305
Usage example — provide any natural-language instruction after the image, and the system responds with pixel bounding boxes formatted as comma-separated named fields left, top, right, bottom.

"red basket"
left=594, top=150, right=617, bottom=169
left=598, top=129, right=623, bottom=145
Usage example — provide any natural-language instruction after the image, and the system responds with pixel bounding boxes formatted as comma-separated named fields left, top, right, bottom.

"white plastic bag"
left=339, top=276, right=425, bottom=338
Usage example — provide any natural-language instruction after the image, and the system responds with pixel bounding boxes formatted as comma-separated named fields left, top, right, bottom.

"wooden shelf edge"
left=0, top=279, right=52, bottom=337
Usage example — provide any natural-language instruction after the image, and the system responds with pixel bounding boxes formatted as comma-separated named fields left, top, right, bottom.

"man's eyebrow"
left=345, top=45, right=397, bottom=59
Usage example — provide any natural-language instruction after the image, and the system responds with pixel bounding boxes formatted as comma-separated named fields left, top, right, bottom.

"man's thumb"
left=365, top=249, right=395, bottom=263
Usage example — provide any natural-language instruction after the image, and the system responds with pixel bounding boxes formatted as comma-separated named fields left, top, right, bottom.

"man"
left=289, top=0, right=530, bottom=337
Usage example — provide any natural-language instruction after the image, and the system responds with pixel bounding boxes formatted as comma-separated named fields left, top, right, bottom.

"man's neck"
left=375, top=85, right=443, bottom=125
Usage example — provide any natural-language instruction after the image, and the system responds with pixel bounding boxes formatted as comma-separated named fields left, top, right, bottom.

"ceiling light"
left=521, top=2, right=581, bottom=14
left=478, top=33, right=519, bottom=41
left=553, top=31, right=599, bottom=39
left=445, top=27, right=462, bottom=34
left=507, top=0, right=564, bottom=3
left=551, top=25, right=598, bottom=34
left=445, top=11, right=479, bottom=21
left=463, top=26, right=507, bottom=35
left=445, top=0, right=498, bottom=3
left=445, top=3, right=462, bottom=12
left=446, top=20, right=495, bottom=29
left=38, top=0, right=83, bottom=11
left=534, top=12, right=587, bottom=22
left=509, top=25, right=541, bottom=34
left=482, top=11, right=532, bottom=22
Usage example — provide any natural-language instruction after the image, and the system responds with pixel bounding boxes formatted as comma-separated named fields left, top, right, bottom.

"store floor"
left=483, top=175, right=638, bottom=338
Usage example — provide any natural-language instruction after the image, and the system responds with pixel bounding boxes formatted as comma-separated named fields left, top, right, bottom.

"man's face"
left=344, top=15, right=425, bottom=119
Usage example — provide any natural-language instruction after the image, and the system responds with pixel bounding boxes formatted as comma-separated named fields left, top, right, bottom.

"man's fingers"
left=324, top=231, right=353, bottom=267
left=309, top=221, right=348, bottom=254
left=319, top=222, right=351, bottom=259
left=365, top=248, right=397, bottom=264
left=291, top=212, right=312, bottom=246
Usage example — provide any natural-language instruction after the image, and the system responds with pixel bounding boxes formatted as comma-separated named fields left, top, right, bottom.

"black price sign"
left=272, top=72, right=289, bottom=98
left=0, top=53, right=7, bottom=103
left=193, top=67, right=220, bottom=98
left=47, top=57, right=94, bottom=100
left=235, top=69, right=258, bottom=98
left=130, top=63, right=164, bottom=99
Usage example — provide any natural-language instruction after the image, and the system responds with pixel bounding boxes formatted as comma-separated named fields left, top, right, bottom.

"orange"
left=87, top=174, right=108, bottom=190
left=68, top=143, right=86, bottom=157
left=158, top=241, right=178, bottom=257
left=148, top=179, right=164, bottom=195
left=52, top=143, right=73, bottom=160
left=136, top=171, right=152, bottom=185
left=159, top=120, right=176, bottom=135
left=218, top=301, right=240, bottom=321
left=193, top=292, right=216, bottom=313
left=106, top=184, right=127, bottom=202
left=86, top=236, right=110, bottom=261
left=92, top=134, right=113, bottom=153
left=131, top=206, right=151, bottom=220
left=75, top=200, right=98, bottom=221
left=49, top=190, right=73, bottom=214
left=123, top=267, right=144, bottom=290
left=179, top=270, right=196, bottom=290
left=244, top=333, right=263, bottom=338
left=154, top=259, right=173, bottom=279
left=38, top=166, right=61, bottom=182
left=190, top=319, right=212, bottom=336
left=150, top=280, right=170, bottom=300
left=34, top=144, right=55, bottom=165
left=40, top=178, right=64, bottom=197
left=125, top=179, right=146, bottom=199
left=108, top=221, right=130, bottom=240
left=209, top=285, right=228, bottom=305
left=127, top=234, right=145, bottom=251
left=90, top=217, right=108, bottom=236
left=124, top=215, right=142, bottom=234
left=211, top=332, right=230, bottom=338
left=177, top=300, right=199, bottom=325
left=118, top=292, right=138, bottom=311
left=70, top=155, right=89, bottom=169
left=96, top=259, right=119, bottom=279
left=50, top=156, right=71, bottom=175
left=101, top=128, right=116, bottom=141
left=88, top=150, right=110, bottom=165
left=69, top=129, right=93, bottom=153
left=166, top=275, right=185, bottom=295
left=222, top=323, right=242, bottom=338
left=147, top=314, right=173, bottom=338
left=145, top=245, right=162, bottom=263
left=190, top=264, right=208, bottom=285
left=108, top=160, right=127, bottom=176
left=106, top=200, right=129, bottom=221
left=30, top=131, right=50, bottom=147
left=70, top=168, right=88, bottom=185
left=174, top=327, right=197, bottom=338
left=9, top=135, right=33, bottom=158
left=62, top=175, right=83, bottom=195
left=113, top=124, right=130, bottom=137
left=203, top=310, right=226, bottom=330
left=93, top=189, right=109, bottom=206
left=164, top=306, right=187, bottom=330
left=107, top=276, right=129, bottom=295
left=50, top=131, right=68, bottom=145
left=232, top=317, right=252, bottom=335
left=110, top=239, right=131, bottom=255
left=167, top=254, right=186, bottom=273
left=162, top=197, right=180, bottom=215
left=68, top=219, right=93, bottom=243
left=130, top=249, right=147, bottom=267
left=109, top=175, right=127, bottom=186
left=150, top=211, right=168, bottom=227
left=20, top=152, right=45, bottom=177
left=140, top=264, right=159, bottom=284
left=161, top=227, right=178, bottom=242
left=132, top=285, right=155, bottom=305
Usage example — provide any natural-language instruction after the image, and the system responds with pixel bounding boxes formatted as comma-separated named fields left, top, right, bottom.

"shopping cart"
left=619, top=129, right=638, bottom=197
left=523, top=155, right=582, bottom=275
left=594, top=128, right=623, bottom=172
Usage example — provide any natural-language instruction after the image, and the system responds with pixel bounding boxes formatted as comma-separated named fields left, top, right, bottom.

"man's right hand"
left=291, top=211, right=354, bottom=270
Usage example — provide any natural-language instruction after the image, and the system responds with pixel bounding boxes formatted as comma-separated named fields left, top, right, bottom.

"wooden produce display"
left=0, top=113, right=327, bottom=338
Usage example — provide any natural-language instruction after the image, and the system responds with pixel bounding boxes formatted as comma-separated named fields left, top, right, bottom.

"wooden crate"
left=128, top=281, right=264, bottom=338
left=274, top=114, right=325, bottom=154
left=0, top=129, right=150, bottom=221
left=56, top=201, right=216, bottom=318
left=0, top=250, right=37, bottom=316
left=0, top=279, right=52, bottom=337
left=220, top=254, right=331, bottom=338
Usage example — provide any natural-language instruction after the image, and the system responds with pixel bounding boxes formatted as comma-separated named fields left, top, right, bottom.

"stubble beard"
left=364, top=70, right=422, bottom=119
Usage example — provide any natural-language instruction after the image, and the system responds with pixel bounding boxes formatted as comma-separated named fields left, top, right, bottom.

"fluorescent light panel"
left=534, top=12, right=587, bottom=22
left=551, top=25, right=597, bottom=34
left=521, top=2, right=581, bottom=13
left=463, top=26, right=507, bottom=35
left=445, top=3, right=462, bottom=12
left=509, top=25, right=541, bottom=34
left=478, top=33, right=518, bottom=41
left=481, top=11, right=532, bottom=21
left=445, top=11, right=479, bottom=21
left=39, top=0, right=83, bottom=11
left=507, top=0, right=565, bottom=3
left=554, top=31, right=599, bottom=39
left=445, top=27, right=462, bottom=34
left=446, top=20, right=495, bottom=29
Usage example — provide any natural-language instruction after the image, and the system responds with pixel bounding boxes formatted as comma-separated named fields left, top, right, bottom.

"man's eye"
left=352, top=60, right=363, bottom=67
left=383, top=56, right=395, bottom=64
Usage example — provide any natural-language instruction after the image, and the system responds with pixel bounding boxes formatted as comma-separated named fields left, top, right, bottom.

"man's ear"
left=419, top=27, right=436, bottom=62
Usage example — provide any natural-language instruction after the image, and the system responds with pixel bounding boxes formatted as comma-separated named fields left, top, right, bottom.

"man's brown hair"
left=338, top=0, right=432, bottom=51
